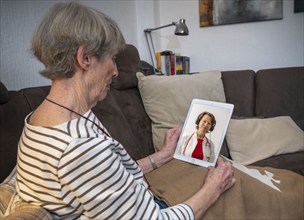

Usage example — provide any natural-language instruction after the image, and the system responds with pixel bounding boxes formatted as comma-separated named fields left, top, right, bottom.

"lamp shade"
left=174, top=19, right=189, bottom=36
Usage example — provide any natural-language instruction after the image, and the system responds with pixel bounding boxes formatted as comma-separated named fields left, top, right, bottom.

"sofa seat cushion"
left=226, top=116, right=304, bottom=165
left=137, top=71, right=226, bottom=151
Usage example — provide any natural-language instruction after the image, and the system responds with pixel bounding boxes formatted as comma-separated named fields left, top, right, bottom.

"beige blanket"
left=145, top=159, right=304, bottom=219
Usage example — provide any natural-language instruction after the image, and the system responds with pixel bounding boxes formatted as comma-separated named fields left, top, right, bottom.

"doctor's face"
left=198, top=114, right=212, bottom=133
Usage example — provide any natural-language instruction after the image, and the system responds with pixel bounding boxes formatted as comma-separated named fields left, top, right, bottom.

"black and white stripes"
left=16, top=110, right=194, bottom=219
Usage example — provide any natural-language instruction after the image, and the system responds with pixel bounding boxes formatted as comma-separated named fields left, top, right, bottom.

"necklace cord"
left=45, top=98, right=110, bottom=137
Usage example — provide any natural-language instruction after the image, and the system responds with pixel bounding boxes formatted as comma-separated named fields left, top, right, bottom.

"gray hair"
left=31, top=2, right=125, bottom=79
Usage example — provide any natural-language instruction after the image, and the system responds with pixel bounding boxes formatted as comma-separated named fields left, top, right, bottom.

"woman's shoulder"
left=28, top=101, right=71, bottom=127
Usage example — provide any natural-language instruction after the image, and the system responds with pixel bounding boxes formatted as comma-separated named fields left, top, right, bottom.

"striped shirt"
left=16, top=110, right=194, bottom=219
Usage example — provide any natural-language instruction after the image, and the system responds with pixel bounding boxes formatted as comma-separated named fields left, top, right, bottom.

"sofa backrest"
left=221, top=70, right=256, bottom=117
left=0, top=84, right=32, bottom=181
left=93, top=44, right=154, bottom=160
left=255, top=67, right=304, bottom=130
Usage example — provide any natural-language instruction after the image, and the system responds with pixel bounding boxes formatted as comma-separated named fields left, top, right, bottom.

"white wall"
left=1, top=0, right=303, bottom=90
left=0, top=0, right=139, bottom=90
left=147, top=0, right=304, bottom=73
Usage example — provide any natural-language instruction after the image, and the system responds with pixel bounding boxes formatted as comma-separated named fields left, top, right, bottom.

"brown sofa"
left=0, top=44, right=303, bottom=218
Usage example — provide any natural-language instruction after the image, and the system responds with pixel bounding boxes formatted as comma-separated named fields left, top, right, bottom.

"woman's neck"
left=48, top=78, right=90, bottom=115
left=196, top=131, right=206, bottom=140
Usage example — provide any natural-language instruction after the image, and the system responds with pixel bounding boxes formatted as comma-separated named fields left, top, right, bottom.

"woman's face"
left=87, top=52, right=118, bottom=106
left=198, top=114, right=212, bottom=133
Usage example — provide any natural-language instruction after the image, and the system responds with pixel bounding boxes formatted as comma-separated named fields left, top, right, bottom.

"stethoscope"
left=182, top=132, right=211, bottom=161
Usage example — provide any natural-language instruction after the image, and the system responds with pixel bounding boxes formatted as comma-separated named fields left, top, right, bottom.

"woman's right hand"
left=205, top=157, right=235, bottom=200
left=184, top=157, right=235, bottom=219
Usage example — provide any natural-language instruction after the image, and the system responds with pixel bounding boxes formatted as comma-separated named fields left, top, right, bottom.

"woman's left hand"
left=160, top=127, right=182, bottom=160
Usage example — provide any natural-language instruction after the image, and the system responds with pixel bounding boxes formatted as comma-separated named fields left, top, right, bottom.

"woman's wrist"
left=137, top=148, right=174, bottom=174
left=148, top=154, right=157, bottom=170
left=153, top=150, right=173, bottom=168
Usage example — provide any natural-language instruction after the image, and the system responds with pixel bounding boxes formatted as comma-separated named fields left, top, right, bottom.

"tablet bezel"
left=174, top=99, right=234, bottom=167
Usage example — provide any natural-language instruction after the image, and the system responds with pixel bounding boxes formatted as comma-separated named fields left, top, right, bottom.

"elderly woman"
left=15, top=2, right=235, bottom=219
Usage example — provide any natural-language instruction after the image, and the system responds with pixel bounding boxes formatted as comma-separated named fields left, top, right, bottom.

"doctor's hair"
left=195, top=111, right=216, bottom=132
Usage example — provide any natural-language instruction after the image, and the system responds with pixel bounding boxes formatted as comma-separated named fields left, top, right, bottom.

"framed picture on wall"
left=294, top=0, right=304, bottom=13
left=199, top=0, right=283, bottom=27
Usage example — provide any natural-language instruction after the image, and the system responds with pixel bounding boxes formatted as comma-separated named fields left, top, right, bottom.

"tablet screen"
left=174, top=99, right=234, bottom=167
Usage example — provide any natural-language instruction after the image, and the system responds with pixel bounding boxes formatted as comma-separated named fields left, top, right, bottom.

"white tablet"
left=174, top=99, right=234, bottom=167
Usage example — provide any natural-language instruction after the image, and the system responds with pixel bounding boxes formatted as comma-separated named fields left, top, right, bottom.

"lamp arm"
left=144, top=32, right=157, bottom=74
left=144, top=22, right=175, bottom=33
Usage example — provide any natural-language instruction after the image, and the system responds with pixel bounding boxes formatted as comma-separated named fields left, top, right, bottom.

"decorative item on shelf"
left=144, top=19, right=189, bottom=74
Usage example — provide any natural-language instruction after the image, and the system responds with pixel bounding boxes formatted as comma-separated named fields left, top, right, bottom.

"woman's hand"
left=185, top=156, right=235, bottom=219
left=160, top=127, right=182, bottom=160
left=205, top=157, right=235, bottom=198
left=137, top=127, right=181, bottom=174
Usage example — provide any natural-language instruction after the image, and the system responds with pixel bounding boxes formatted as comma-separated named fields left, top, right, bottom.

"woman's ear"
left=76, top=45, right=90, bottom=71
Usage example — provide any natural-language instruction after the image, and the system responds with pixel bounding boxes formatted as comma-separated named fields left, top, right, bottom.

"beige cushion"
left=0, top=167, right=52, bottom=220
left=226, top=116, right=304, bottom=165
left=4, top=193, right=52, bottom=220
left=136, top=71, right=226, bottom=151
left=0, top=167, right=16, bottom=217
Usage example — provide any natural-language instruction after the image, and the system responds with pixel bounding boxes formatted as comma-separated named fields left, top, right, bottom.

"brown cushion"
left=0, top=81, right=9, bottom=104
left=221, top=70, right=255, bottom=117
left=255, top=67, right=304, bottom=130
left=112, top=44, right=141, bottom=90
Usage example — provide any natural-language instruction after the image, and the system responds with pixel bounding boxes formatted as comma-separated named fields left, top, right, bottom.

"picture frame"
left=294, top=0, right=304, bottom=13
left=199, top=0, right=283, bottom=27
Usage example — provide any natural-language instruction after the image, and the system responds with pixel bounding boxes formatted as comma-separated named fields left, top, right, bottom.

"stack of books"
left=155, top=50, right=190, bottom=75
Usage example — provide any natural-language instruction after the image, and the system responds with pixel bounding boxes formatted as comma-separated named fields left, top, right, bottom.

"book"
left=175, top=55, right=183, bottom=75
left=160, top=50, right=172, bottom=76
left=155, top=52, right=161, bottom=71
left=184, top=56, right=190, bottom=74
left=169, top=53, right=175, bottom=75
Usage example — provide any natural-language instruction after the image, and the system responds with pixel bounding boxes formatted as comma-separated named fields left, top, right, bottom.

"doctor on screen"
left=179, top=111, right=216, bottom=162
